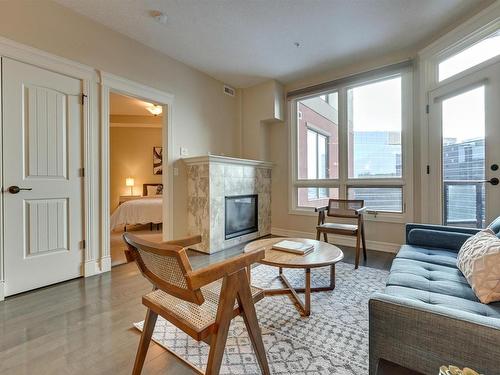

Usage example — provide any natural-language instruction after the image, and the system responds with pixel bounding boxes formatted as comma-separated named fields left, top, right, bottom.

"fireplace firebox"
left=225, top=194, right=258, bottom=240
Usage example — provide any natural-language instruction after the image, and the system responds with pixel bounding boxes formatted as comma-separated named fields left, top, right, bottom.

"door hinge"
left=425, top=104, right=429, bottom=114
left=80, top=240, right=86, bottom=249
left=426, top=165, right=430, bottom=174
left=81, top=93, right=88, bottom=105
left=79, top=167, right=85, bottom=177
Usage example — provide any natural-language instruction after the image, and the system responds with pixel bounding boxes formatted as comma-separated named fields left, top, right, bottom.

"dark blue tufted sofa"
left=369, top=218, right=500, bottom=375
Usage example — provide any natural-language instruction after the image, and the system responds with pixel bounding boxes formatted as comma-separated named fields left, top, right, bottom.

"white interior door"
left=428, top=61, right=500, bottom=227
left=2, top=58, right=84, bottom=296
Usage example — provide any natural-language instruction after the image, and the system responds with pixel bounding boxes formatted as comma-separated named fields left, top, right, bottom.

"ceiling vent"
left=223, top=85, right=235, bottom=97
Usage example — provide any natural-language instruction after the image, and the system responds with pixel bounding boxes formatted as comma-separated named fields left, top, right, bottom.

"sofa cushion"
left=407, top=228, right=472, bottom=251
left=396, top=244, right=458, bottom=268
left=384, top=285, right=500, bottom=319
left=388, top=258, right=477, bottom=301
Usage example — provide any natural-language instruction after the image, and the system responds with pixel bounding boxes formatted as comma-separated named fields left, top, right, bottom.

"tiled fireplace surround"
left=184, top=155, right=272, bottom=253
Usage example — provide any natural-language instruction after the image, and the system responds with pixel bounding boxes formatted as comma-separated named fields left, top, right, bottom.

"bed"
left=110, top=183, right=163, bottom=231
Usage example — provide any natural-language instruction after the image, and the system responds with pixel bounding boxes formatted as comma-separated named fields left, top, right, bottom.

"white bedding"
left=110, top=196, right=163, bottom=230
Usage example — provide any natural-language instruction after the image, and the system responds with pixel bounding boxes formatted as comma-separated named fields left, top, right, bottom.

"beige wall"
left=240, top=80, right=284, bottom=161
left=109, top=127, right=162, bottom=211
left=0, top=0, right=241, bottom=239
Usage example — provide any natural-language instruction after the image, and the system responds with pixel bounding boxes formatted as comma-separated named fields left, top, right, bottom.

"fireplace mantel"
left=184, top=155, right=272, bottom=254
left=182, top=154, right=273, bottom=169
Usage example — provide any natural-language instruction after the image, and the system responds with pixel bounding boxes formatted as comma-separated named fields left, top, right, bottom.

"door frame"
left=0, top=37, right=99, bottom=300
left=99, top=72, right=174, bottom=272
left=427, top=67, right=496, bottom=226
left=417, top=3, right=500, bottom=224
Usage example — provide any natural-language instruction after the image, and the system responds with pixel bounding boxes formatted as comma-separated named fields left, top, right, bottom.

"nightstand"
left=119, top=195, right=142, bottom=205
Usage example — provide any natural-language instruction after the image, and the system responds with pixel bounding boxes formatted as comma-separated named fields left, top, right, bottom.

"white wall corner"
left=100, top=256, right=112, bottom=273
left=271, top=227, right=400, bottom=253
left=83, top=260, right=101, bottom=277
left=0, top=281, right=4, bottom=302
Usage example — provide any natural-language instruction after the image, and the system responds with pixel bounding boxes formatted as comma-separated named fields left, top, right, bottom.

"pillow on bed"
left=146, top=184, right=163, bottom=196
left=146, top=185, right=158, bottom=196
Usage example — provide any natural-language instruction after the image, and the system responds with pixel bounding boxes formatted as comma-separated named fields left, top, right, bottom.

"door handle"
left=7, top=186, right=33, bottom=194
left=485, top=178, right=499, bottom=186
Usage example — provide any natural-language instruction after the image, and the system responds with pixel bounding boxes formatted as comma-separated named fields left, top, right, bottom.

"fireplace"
left=225, top=194, right=258, bottom=240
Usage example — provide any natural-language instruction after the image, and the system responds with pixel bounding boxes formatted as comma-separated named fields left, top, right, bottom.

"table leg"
left=263, top=264, right=338, bottom=317
left=330, top=264, right=336, bottom=289
left=304, top=268, right=311, bottom=316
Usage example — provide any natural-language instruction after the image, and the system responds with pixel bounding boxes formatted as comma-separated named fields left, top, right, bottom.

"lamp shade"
left=125, top=177, right=135, bottom=187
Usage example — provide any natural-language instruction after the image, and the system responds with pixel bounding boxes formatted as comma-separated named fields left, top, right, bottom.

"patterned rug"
left=134, top=262, right=389, bottom=374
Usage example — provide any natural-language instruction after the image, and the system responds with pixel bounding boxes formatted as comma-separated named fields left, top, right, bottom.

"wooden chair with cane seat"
left=123, top=233, right=270, bottom=375
left=315, top=199, right=367, bottom=269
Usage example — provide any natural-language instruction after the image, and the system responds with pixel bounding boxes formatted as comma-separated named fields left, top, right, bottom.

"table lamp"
left=125, top=177, right=134, bottom=195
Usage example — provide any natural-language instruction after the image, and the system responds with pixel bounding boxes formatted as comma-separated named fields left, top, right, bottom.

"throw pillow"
left=457, top=228, right=500, bottom=304
left=146, top=185, right=158, bottom=196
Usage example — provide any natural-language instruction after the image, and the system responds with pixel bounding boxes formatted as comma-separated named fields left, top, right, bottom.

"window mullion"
left=338, top=86, right=348, bottom=198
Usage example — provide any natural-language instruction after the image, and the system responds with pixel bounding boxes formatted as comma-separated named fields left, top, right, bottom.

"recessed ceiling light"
left=150, top=10, right=168, bottom=25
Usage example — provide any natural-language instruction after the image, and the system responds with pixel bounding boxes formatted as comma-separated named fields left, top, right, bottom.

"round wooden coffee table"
left=244, top=237, right=344, bottom=316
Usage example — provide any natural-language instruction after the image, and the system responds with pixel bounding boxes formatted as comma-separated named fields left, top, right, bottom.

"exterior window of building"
left=293, top=71, right=410, bottom=215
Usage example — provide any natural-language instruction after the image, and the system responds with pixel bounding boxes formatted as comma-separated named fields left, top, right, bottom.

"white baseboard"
left=100, top=256, right=112, bottom=273
left=0, top=281, right=4, bottom=302
left=83, top=260, right=101, bottom=277
left=271, top=227, right=400, bottom=253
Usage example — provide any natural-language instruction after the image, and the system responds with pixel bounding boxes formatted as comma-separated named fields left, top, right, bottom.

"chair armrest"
left=123, top=234, right=202, bottom=263
left=356, top=206, right=367, bottom=215
left=314, top=206, right=328, bottom=212
left=369, top=293, right=500, bottom=375
left=186, top=248, right=265, bottom=289
left=163, top=235, right=202, bottom=248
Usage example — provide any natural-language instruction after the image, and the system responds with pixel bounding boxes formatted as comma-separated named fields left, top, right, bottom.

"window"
left=307, top=128, right=328, bottom=180
left=298, top=187, right=339, bottom=209
left=348, top=187, right=403, bottom=213
left=438, top=31, right=500, bottom=81
left=297, top=93, right=338, bottom=180
left=348, top=77, right=402, bottom=178
left=292, top=70, right=410, bottom=217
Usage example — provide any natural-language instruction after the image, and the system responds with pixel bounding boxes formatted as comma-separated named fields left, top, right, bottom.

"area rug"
left=134, top=262, right=389, bottom=374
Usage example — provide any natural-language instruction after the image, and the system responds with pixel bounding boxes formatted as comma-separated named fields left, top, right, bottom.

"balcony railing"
left=443, top=180, right=485, bottom=228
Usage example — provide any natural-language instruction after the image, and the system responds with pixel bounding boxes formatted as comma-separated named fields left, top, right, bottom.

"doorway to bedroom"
left=109, top=92, right=164, bottom=266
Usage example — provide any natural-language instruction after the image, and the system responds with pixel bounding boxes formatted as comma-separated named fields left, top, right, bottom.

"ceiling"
left=110, top=92, right=159, bottom=116
left=55, top=0, right=491, bottom=88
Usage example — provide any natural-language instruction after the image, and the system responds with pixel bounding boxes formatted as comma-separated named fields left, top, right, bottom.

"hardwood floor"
left=0, top=241, right=394, bottom=375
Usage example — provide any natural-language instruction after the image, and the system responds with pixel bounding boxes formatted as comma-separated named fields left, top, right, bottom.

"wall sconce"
left=146, top=104, right=162, bottom=116
left=125, top=177, right=135, bottom=195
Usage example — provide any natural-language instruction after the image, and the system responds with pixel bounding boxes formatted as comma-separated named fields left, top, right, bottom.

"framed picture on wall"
left=153, top=146, right=162, bottom=175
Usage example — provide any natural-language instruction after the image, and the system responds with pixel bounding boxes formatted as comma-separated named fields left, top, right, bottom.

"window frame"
left=288, top=67, right=413, bottom=223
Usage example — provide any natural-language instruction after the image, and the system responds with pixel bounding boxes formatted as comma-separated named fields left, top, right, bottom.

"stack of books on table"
left=272, top=240, right=314, bottom=255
